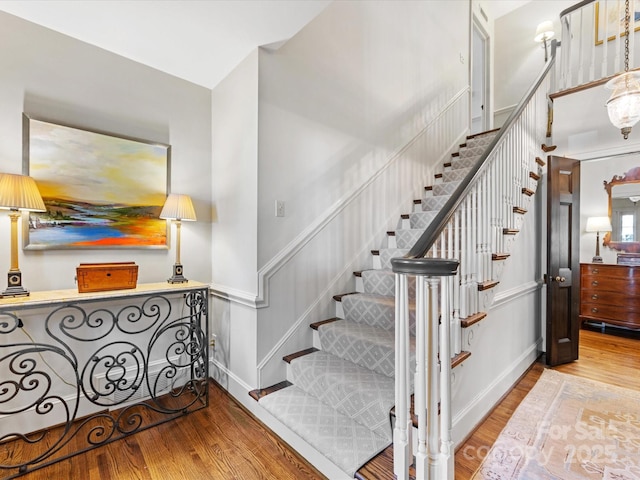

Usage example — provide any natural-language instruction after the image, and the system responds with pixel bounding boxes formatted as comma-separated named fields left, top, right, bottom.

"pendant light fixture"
left=605, top=0, right=640, bottom=140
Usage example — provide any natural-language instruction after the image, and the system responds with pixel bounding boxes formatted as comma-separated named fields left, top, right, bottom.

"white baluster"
left=394, top=273, right=411, bottom=480
left=439, top=276, right=454, bottom=480
left=415, top=274, right=427, bottom=479
left=427, top=277, right=440, bottom=478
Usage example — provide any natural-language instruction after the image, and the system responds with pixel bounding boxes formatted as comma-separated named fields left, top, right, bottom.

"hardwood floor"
left=13, top=380, right=325, bottom=480
left=11, top=326, right=638, bottom=480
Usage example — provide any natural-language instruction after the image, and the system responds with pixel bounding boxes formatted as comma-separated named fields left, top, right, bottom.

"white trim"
left=210, top=358, right=254, bottom=393
left=492, top=280, right=541, bottom=308
left=494, top=103, right=517, bottom=117
left=451, top=338, right=542, bottom=444
left=209, top=282, right=257, bottom=307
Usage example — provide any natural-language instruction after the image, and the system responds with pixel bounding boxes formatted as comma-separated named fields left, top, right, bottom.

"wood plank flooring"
left=12, top=380, right=324, bottom=480
left=11, top=326, right=638, bottom=480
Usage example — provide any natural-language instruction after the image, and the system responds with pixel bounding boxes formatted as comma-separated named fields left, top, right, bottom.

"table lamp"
left=160, top=193, right=196, bottom=283
left=585, top=216, right=612, bottom=263
left=0, top=173, right=46, bottom=297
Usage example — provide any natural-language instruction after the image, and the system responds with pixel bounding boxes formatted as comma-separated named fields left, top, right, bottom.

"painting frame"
left=22, top=114, right=171, bottom=250
left=595, top=1, right=640, bottom=46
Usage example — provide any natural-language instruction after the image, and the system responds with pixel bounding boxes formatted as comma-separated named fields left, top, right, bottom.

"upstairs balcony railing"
left=558, top=0, right=640, bottom=92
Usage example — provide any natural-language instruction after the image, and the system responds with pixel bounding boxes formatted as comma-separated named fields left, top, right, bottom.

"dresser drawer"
left=580, top=263, right=640, bottom=329
left=580, top=304, right=640, bottom=327
left=581, top=275, right=640, bottom=294
left=582, top=263, right=640, bottom=280
left=580, top=289, right=640, bottom=308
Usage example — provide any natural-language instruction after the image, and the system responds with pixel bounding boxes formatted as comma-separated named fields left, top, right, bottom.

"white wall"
left=257, top=0, right=469, bottom=267
left=494, top=0, right=574, bottom=126
left=0, top=11, right=212, bottom=290
left=209, top=0, right=473, bottom=394
left=254, top=0, right=470, bottom=384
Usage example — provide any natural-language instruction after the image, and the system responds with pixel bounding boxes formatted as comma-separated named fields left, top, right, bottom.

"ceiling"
left=0, top=0, right=529, bottom=90
left=0, top=0, right=331, bottom=89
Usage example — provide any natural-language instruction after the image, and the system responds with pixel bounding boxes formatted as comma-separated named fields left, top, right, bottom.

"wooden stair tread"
left=443, top=161, right=452, bottom=168
left=513, top=206, right=527, bottom=215
left=451, top=350, right=472, bottom=368
left=413, top=199, right=422, bottom=204
left=401, top=213, right=410, bottom=219
left=478, top=280, right=499, bottom=291
left=283, top=347, right=318, bottom=364
left=492, top=253, right=510, bottom=261
left=466, top=127, right=499, bottom=140
left=333, top=292, right=358, bottom=302
left=529, top=171, right=541, bottom=181
left=522, top=187, right=535, bottom=196
left=387, top=231, right=396, bottom=236
left=503, top=228, right=519, bottom=235
left=310, top=318, right=341, bottom=330
left=425, top=185, right=433, bottom=191
left=541, top=143, right=556, bottom=152
left=535, top=156, right=546, bottom=166
left=461, top=312, right=487, bottom=328
left=249, top=380, right=292, bottom=401
left=434, top=173, right=443, bottom=179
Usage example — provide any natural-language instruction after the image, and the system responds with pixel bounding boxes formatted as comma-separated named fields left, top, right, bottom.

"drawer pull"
left=591, top=307, right=598, bottom=313
left=591, top=294, right=598, bottom=300
left=592, top=280, right=598, bottom=286
left=592, top=268, right=599, bottom=274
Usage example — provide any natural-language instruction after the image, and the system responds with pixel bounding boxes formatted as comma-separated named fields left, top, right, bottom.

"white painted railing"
left=391, top=40, right=555, bottom=480
left=558, top=0, right=640, bottom=91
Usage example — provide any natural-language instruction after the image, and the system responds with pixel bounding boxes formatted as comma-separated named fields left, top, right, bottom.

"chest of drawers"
left=580, top=263, right=640, bottom=329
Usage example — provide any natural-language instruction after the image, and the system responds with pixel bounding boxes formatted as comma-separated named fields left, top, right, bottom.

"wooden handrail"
left=391, top=39, right=557, bottom=275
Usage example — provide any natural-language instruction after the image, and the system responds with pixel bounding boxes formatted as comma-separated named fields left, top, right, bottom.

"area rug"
left=471, top=369, right=640, bottom=479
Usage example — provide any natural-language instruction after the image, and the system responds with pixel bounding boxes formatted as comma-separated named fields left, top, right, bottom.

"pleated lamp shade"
left=0, top=173, right=46, bottom=211
left=159, top=194, right=196, bottom=221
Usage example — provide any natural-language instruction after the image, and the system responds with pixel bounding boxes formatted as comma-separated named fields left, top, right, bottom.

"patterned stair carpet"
left=258, top=131, right=497, bottom=477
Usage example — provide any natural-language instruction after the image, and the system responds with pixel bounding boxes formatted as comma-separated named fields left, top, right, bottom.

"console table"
left=0, top=282, right=209, bottom=479
left=580, top=263, right=640, bottom=329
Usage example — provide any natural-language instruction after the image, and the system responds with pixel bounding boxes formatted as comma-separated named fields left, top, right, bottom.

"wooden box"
left=76, top=262, right=139, bottom=293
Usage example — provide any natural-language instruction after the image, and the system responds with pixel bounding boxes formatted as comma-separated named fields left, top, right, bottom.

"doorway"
left=471, top=20, right=489, bottom=134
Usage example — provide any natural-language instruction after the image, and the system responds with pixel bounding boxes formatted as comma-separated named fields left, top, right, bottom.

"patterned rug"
left=472, top=369, right=640, bottom=480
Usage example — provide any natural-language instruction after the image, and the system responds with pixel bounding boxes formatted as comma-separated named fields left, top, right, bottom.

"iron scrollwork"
left=0, top=286, right=208, bottom=479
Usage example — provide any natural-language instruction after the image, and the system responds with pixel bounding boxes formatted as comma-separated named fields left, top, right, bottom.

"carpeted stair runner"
left=257, top=130, right=498, bottom=478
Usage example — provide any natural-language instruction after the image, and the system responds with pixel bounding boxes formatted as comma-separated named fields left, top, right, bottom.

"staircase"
left=250, top=130, right=504, bottom=478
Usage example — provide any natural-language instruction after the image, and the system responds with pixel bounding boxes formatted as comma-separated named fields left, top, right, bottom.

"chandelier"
left=605, top=0, right=640, bottom=140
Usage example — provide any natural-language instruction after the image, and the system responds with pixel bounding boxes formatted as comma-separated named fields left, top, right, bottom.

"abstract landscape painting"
left=23, top=115, right=170, bottom=249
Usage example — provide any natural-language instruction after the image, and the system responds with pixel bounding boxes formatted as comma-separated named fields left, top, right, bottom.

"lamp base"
left=592, top=255, right=604, bottom=263
left=1, top=271, right=29, bottom=297
left=167, top=264, right=188, bottom=284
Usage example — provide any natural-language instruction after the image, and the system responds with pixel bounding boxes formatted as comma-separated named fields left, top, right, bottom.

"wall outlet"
left=275, top=200, right=285, bottom=217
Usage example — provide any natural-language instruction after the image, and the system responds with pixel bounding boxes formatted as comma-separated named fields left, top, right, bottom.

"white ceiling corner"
left=0, top=0, right=331, bottom=89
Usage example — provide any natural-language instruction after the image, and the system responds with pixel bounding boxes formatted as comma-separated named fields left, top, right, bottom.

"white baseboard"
left=451, top=338, right=542, bottom=446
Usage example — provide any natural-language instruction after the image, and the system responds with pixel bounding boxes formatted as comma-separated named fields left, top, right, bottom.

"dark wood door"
left=546, top=155, right=581, bottom=366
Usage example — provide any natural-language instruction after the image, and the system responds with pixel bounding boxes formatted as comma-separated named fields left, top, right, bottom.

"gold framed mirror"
left=603, top=166, right=640, bottom=253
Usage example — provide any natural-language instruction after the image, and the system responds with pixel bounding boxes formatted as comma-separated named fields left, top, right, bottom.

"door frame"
left=471, top=17, right=490, bottom=134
